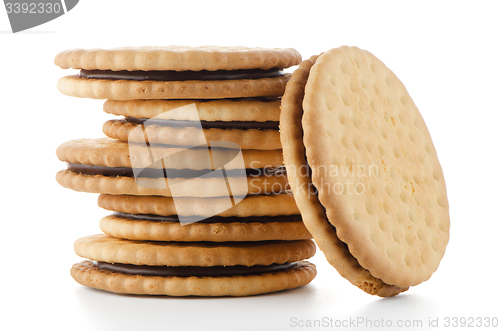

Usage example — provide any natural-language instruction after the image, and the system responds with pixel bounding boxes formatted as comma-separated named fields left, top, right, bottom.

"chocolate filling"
left=193, top=97, right=280, bottom=102
left=125, top=117, right=279, bottom=130
left=66, top=163, right=282, bottom=178
left=79, top=68, right=284, bottom=81
left=113, top=212, right=302, bottom=224
left=94, top=261, right=296, bottom=277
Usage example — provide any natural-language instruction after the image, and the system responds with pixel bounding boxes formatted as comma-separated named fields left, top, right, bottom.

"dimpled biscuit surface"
left=281, top=55, right=407, bottom=296
left=54, top=46, right=302, bottom=71
left=302, top=46, right=450, bottom=288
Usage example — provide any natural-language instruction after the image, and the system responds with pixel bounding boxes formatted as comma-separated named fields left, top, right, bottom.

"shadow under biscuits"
left=352, top=293, right=439, bottom=324
left=74, top=282, right=318, bottom=329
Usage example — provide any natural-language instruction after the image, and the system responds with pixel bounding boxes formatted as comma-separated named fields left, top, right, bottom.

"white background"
left=1, top=1, right=499, bottom=330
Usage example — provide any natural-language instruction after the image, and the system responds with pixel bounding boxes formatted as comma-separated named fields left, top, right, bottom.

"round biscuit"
left=302, top=46, right=450, bottom=288
left=54, top=46, right=302, bottom=71
left=99, top=214, right=312, bottom=242
left=103, top=99, right=281, bottom=122
left=74, top=234, right=316, bottom=266
left=56, top=137, right=284, bottom=169
left=103, top=119, right=281, bottom=150
left=57, top=75, right=290, bottom=100
left=281, top=55, right=408, bottom=297
left=97, top=194, right=300, bottom=217
left=56, top=170, right=290, bottom=197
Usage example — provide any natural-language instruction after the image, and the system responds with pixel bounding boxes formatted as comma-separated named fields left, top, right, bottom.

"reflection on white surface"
left=74, top=281, right=320, bottom=331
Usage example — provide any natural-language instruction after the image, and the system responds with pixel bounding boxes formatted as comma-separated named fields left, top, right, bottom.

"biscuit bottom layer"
left=66, top=163, right=283, bottom=178
left=79, top=68, right=284, bottom=81
left=113, top=212, right=302, bottom=224
left=93, top=260, right=296, bottom=277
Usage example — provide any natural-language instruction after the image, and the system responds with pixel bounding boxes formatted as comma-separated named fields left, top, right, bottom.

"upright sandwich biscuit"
left=281, top=47, right=450, bottom=296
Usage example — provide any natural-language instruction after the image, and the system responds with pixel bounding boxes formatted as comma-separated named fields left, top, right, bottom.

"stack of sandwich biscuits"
left=55, top=46, right=316, bottom=296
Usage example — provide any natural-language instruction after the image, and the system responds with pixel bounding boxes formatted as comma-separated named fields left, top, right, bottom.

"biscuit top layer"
left=54, top=46, right=302, bottom=71
left=56, top=138, right=284, bottom=170
left=74, top=234, right=316, bottom=266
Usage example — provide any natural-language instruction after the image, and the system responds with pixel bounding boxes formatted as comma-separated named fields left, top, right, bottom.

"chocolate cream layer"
left=113, top=212, right=302, bottom=224
left=66, top=163, right=284, bottom=178
left=79, top=68, right=284, bottom=81
left=93, top=261, right=297, bottom=277
left=125, top=117, right=279, bottom=130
